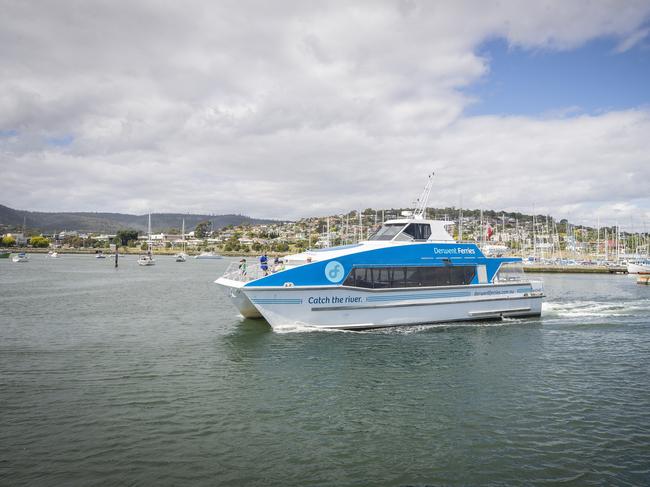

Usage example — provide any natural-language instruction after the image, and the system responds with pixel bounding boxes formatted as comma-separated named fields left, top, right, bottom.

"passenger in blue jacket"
left=260, top=253, right=269, bottom=275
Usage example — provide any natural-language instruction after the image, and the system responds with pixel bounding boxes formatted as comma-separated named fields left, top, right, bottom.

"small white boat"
left=95, top=252, right=106, bottom=259
left=49, top=251, right=61, bottom=258
left=138, top=213, right=156, bottom=266
left=195, top=251, right=222, bottom=260
left=175, top=220, right=187, bottom=262
left=12, top=252, right=29, bottom=263
left=627, top=261, right=650, bottom=274
left=137, top=254, right=155, bottom=266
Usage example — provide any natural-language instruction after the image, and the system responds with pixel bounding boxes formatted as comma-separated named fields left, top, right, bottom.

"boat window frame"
left=400, top=223, right=432, bottom=241
left=342, top=265, right=476, bottom=289
left=368, top=223, right=407, bottom=241
left=493, top=262, right=526, bottom=283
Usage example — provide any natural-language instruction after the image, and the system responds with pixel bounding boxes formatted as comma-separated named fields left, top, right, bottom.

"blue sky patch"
left=47, top=134, right=75, bottom=147
left=464, top=36, right=650, bottom=116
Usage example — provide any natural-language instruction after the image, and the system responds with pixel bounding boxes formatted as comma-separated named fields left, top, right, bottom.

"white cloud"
left=1, top=0, right=649, bottom=227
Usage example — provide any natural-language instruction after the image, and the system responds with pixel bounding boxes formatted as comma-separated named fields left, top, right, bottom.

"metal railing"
left=221, top=261, right=273, bottom=282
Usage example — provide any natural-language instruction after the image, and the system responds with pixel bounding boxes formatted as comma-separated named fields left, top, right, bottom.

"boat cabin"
left=368, top=219, right=455, bottom=243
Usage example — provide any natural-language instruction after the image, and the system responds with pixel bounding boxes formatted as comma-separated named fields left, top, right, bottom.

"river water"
left=1, top=255, right=649, bottom=486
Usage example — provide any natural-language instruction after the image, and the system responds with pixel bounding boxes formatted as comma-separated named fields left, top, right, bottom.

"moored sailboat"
left=137, top=214, right=156, bottom=266
left=175, top=219, right=188, bottom=262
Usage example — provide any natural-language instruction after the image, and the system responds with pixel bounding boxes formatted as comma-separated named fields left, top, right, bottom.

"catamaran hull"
left=236, top=283, right=543, bottom=330
left=216, top=277, right=263, bottom=318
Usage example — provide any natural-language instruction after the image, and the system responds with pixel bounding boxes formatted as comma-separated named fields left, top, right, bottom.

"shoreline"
left=0, top=248, right=287, bottom=258
left=3, top=248, right=632, bottom=274
left=523, top=265, right=627, bottom=274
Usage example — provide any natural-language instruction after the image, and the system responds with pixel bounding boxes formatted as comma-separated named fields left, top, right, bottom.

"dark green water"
left=1, top=255, right=649, bottom=486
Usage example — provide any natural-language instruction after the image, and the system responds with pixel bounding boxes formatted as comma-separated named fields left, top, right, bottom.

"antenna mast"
left=413, top=172, right=435, bottom=219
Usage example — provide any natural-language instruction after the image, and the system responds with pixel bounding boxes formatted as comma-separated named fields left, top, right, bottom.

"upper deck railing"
left=221, top=261, right=282, bottom=282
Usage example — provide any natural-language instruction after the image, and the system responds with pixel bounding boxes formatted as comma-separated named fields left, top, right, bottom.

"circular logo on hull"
left=324, top=261, right=345, bottom=283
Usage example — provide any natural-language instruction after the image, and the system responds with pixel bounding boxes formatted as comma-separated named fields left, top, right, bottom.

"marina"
left=1, top=254, right=649, bottom=485
left=523, top=264, right=628, bottom=274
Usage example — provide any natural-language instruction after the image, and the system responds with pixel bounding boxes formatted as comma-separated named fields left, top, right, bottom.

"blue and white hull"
left=243, top=282, right=542, bottom=330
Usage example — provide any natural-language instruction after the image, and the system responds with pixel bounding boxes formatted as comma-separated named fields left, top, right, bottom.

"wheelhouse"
left=368, top=219, right=455, bottom=243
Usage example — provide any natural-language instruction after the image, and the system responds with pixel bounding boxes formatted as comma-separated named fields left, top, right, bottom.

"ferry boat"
left=215, top=179, right=544, bottom=330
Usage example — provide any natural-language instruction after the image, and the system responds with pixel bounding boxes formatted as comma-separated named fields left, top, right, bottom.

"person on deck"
left=260, top=254, right=269, bottom=275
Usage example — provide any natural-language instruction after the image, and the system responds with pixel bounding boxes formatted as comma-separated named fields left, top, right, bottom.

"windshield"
left=368, top=224, right=405, bottom=241
left=494, top=262, right=526, bottom=282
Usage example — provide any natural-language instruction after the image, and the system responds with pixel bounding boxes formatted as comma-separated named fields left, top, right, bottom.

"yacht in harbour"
left=137, top=214, right=156, bottom=266
left=12, top=252, right=29, bottom=263
left=627, top=260, right=650, bottom=274
left=215, top=176, right=544, bottom=330
left=175, top=219, right=188, bottom=262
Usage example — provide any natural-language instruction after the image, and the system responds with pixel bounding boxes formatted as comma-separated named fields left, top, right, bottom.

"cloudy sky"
left=1, top=1, right=649, bottom=227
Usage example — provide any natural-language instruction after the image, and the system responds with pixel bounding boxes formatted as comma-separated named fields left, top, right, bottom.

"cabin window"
left=354, top=267, right=373, bottom=288
left=368, top=224, right=405, bottom=241
left=494, top=262, right=526, bottom=282
left=390, top=267, right=407, bottom=287
left=403, top=223, right=431, bottom=241
left=372, top=267, right=391, bottom=288
left=343, top=266, right=476, bottom=288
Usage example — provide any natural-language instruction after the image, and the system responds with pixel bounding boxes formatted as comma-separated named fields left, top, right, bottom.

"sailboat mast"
left=359, top=210, right=362, bottom=243
left=532, top=210, right=537, bottom=259
left=326, top=217, right=330, bottom=248
left=596, top=216, right=599, bottom=260
left=148, top=213, right=152, bottom=256
left=480, top=209, right=485, bottom=250
left=346, top=213, right=349, bottom=245
left=458, top=195, right=463, bottom=242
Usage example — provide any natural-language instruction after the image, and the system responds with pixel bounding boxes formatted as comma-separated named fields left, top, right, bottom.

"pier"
left=523, top=265, right=628, bottom=274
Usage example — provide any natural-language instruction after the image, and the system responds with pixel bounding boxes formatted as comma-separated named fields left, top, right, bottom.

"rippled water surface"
left=1, top=255, right=649, bottom=486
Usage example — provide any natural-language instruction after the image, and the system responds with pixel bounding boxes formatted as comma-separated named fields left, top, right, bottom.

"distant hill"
left=0, top=204, right=281, bottom=233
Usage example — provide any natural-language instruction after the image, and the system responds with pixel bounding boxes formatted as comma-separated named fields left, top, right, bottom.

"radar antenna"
left=413, top=172, right=435, bottom=219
